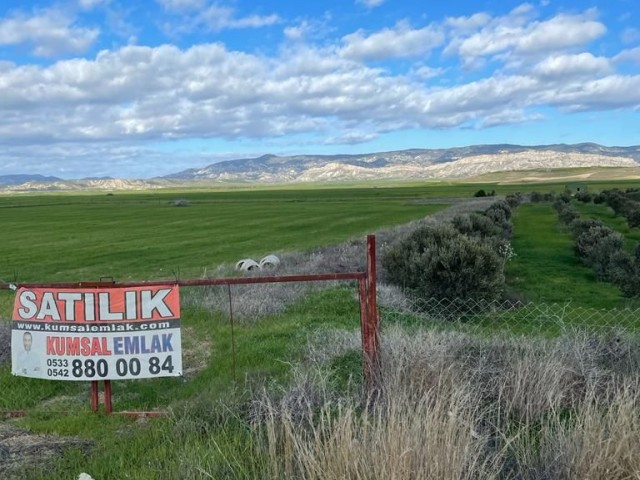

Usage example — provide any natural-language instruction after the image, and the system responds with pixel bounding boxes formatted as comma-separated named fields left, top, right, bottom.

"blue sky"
left=0, top=0, right=639, bottom=178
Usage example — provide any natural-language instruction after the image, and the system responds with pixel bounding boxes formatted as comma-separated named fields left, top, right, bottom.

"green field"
left=506, top=203, right=630, bottom=308
left=0, top=187, right=450, bottom=285
left=2, top=180, right=640, bottom=479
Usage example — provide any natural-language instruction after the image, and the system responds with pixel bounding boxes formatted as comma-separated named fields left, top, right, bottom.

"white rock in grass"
left=78, top=474, right=96, bottom=480
left=260, top=254, right=281, bottom=269
left=235, top=258, right=261, bottom=271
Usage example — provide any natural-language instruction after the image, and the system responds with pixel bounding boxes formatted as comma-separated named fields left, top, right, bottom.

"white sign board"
left=12, top=285, right=182, bottom=381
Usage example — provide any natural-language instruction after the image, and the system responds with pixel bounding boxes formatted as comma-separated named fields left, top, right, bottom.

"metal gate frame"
left=2, top=235, right=380, bottom=416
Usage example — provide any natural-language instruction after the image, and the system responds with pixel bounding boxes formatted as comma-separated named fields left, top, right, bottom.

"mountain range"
left=165, top=143, right=640, bottom=183
left=2, top=143, right=640, bottom=191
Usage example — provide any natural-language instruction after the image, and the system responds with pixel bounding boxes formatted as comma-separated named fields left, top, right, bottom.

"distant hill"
left=0, top=178, right=175, bottom=193
left=0, top=174, right=62, bottom=186
left=164, top=143, right=640, bottom=184
left=3, top=143, right=640, bottom=192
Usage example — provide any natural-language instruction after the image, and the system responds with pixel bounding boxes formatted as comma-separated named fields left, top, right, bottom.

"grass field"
left=506, top=203, right=631, bottom=308
left=0, top=188, right=451, bottom=286
left=2, top=180, right=640, bottom=479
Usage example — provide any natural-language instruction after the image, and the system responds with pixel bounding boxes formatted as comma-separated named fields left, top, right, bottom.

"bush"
left=474, top=189, right=487, bottom=197
left=382, top=224, right=505, bottom=303
left=557, top=204, right=580, bottom=225
left=625, top=189, right=640, bottom=202
left=615, top=244, right=640, bottom=297
left=625, top=205, right=640, bottom=228
left=574, top=225, right=622, bottom=259
left=485, top=200, right=512, bottom=221
left=574, top=226, right=625, bottom=281
left=558, top=191, right=572, bottom=203
left=505, top=193, right=521, bottom=209
left=588, top=234, right=626, bottom=281
left=569, top=218, right=605, bottom=237
left=599, top=188, right=640, bottom=229
left=609, top=250, right=640, bottom=296
left=575, top=191, right=593, bottom=203
left=530, top=192, right=544, bottom=203
left=453, top=212, right=502, bottom=239
left=484, top=206, right=507, bottom=225
left=451, top=214, right=473, bottom=235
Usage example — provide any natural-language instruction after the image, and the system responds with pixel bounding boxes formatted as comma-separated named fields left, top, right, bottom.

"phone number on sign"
left=45, top=356, right=175, bottom=379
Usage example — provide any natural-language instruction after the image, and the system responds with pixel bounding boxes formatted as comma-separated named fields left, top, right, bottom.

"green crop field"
left=0, top=187, right=449, bottom=284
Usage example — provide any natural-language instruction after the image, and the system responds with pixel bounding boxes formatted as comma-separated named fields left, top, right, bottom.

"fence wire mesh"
left=380, top=296, right=640, bottom=337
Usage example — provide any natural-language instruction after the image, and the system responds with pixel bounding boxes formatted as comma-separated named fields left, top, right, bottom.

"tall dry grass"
left=248, top=327, right=640, bottom=479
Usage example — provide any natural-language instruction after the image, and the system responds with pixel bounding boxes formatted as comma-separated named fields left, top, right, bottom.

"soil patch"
left=0, top=422, right=93, bottom=479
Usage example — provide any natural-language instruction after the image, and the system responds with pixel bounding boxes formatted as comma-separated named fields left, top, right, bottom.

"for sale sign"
left=11, top=285, right=182, bottom=381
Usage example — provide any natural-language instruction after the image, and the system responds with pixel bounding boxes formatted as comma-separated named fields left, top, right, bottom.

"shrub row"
left=600, top=189, right=640, bottom=228
left=383, top=196, right=520, bottom=304
left=582, top=188, right=640, bottom=228
left=530, top=191, right=555, bottom=203
left=554, top=201, right=640, bottom=297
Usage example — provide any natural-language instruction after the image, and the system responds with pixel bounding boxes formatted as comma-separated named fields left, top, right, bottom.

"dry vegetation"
left=246, top=327, right=640, bottom=479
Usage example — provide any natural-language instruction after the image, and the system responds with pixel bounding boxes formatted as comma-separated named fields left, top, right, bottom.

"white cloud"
left=446, top=6, right=606, bottom=65
left=341, top=21, right=444, bottom=61
left=221, top=13, right=280, bottom=29
left=423, top=75, right=540, bottom=121
left=614, top=47, right=640, bottom=64
left=532, top=53, right=611, bottom=79
left=157, top=0, right=206, bottom=11
left=284, top=21, right=311, bottom=41
left=513, top=14, right=605, bottom=54
left=0, top=8, right=99, bottom=57
left=324, top=131, right=379, bottom=145
left=356, top=0, right=386, bottom=8
left=78, top=0, right=109, bottom=9
left=480, top=109, right=543, bottom=127
left=540, top=75, right=640, bottom=111
left=445, top=13, right=491, bottom=32
left=162, top=3, right=280, bottom=33
left=413, top=65, right=446, bottom=80
left=0, top=40, right=638, bottom=148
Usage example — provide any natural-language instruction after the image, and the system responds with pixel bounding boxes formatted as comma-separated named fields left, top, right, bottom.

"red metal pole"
left=365, top=235, right=381, bottom=393
left=3, top=272, right=366, bottom=290
left=358, top=277, right=371, bottom=390
left=104, top=380, right=112, bottom=414
left=90, top=381, right=99, bottom=413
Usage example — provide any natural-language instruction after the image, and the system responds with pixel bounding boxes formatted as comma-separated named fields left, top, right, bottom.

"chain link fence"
left=380, top=295, right=640, bottom=337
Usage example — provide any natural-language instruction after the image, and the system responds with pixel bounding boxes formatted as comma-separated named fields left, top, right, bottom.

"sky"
left=0, top=0, right=639, bottom=179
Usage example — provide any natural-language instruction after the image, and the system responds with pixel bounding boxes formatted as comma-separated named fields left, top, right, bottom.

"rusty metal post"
left=364, top=235, right=381, bottom=393
left=358, top=277, right=370, bottom=390
left=227, top=284, right=237, bottom=385
left=90, top=381, right=99, bottom=413
left=104, top=380, right=112, bottom=414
